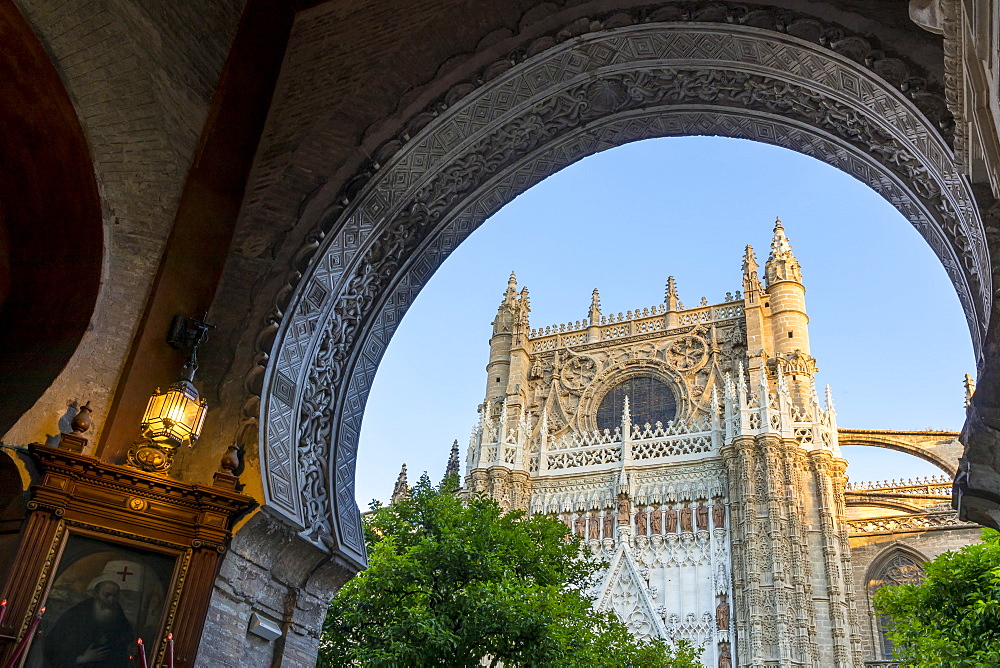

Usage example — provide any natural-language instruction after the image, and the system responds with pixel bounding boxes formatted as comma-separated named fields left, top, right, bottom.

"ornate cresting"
left=259, top=19, right=989, bottom=569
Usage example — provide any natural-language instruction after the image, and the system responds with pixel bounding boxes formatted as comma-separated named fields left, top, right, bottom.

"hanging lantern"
left=128, top=315, right=213, bottom=474
left=140, top=378, right=207, bottom=447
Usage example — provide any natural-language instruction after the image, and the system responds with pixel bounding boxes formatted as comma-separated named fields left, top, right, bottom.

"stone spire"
left=764, top=217, right=803, bottom=286
left=742, top=245, right=761, bottom=295
left=493, top=271, right=529, bottom=335
left=445, top=439, right=460, bottom=479
left=665, top=276, right=679, bottom=311
left=965, top=373, right=976, bottom=408
left=589, top=288, right=602, bottom=324
left=391, top=463, right=408, bottom=505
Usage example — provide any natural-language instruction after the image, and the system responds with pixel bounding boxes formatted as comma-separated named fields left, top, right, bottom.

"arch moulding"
left=837, top=429, right=963, bottom=476
left=258, top=22, right=989, bottom=567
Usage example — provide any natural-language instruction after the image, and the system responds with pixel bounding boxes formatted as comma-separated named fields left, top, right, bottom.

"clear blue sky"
left=355, top=136, right=974, bottom=507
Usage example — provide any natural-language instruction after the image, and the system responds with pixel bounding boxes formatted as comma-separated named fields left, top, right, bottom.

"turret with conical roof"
left=764, top=218, right=810, bottom=358
left=763, top=218, right=816, bottom=404
left=765, top=218, right=803, bottom=285
left=485, top=272, right=530, bottom=405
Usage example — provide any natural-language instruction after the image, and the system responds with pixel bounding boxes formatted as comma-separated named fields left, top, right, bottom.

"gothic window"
left=596, top=377, right=676, bottom=432
left=868, top=551, right=925, bottom=660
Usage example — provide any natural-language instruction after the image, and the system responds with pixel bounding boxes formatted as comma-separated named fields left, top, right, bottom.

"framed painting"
left=23, top=531, right=182, bottom=668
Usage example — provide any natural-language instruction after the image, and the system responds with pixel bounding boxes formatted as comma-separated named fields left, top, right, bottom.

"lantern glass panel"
left=140, top=381, right=206, bottom=445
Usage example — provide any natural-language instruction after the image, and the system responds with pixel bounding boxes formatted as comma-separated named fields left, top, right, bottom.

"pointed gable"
left=595, top=542, right=668, bottom=641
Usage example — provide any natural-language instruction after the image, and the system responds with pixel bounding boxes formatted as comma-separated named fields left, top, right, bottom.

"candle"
left=0, top=599, right=6, bottom=627
left=166, top=633, right=174, bottom=668
left=136, top=638, right=148, bottom=668
left=5, top=607, right=44, bottom=668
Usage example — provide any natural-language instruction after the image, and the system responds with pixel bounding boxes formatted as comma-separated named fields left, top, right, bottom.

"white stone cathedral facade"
left=461, top=220, right=864, bottom=667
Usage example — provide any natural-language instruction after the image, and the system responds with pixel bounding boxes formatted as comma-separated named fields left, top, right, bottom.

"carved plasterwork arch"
left=259, top=22, right=989, bottom=565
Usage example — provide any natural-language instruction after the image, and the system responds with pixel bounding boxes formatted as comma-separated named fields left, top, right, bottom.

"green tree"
left=318, top=473, right=700, bottom=667
left=874, top=529, right=1000, bottom=667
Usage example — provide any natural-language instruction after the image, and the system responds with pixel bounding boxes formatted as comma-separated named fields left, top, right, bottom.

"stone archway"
left=863, top=544, right=929, bottom=660
left=259, top=21, right=989, bottom=566
left=0, top=2, right=103, bottom=435
left=838, top=429, right=964, bottom=476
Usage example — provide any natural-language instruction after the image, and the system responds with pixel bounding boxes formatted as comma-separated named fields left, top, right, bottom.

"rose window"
left=561, top=356, right=597, bottom=391
left=666, top=335, right=708, bottom=371
left=596, top=376, right=676, bottom=432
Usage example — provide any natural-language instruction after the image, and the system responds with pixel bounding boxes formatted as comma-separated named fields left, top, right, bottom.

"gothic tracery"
left=461, top=221, right=863, bottom=666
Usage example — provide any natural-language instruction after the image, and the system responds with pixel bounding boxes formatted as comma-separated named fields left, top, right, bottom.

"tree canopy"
left=874, top=529, right=1000, bottom=667
left=318, top=473, right=699, bottom=667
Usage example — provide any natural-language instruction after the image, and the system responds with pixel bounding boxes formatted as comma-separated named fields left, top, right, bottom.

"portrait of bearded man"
left=43, top=580, right=134, bottom=667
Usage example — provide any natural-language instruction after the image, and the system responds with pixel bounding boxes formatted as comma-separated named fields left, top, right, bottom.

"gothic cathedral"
left=431, top=220, right=979, bottom=667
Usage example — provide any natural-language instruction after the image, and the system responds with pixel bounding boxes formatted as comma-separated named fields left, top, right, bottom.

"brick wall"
left=2, top=0, right=243, bottom=448
left=195, top=512, right=353, bottom=667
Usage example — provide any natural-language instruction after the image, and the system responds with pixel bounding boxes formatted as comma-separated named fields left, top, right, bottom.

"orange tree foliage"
left=875, top=529, right=1000, bottom=667
left=319, top=473, right=700, bottom=667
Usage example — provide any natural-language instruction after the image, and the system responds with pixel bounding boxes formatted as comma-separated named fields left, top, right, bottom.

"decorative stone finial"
left=665, top=276, right=679, bottom=310
left=764, top=217, right=802, bottom=285
left=742, top=245, right=758, bottom=273
left=964, top=373, right=976, bottom=407
left=589, top=289, right=602, bottom=324
left=742, top=245, right=762, bottom=302
left=508, top=271, right=517, bottom=292
left=825, top=385, right=836, bottom=413
left=71, top=401, right=92, bottom=434
left=445, top=440, right=460, bottom=480
left=391, top=464, right=409, bottom=505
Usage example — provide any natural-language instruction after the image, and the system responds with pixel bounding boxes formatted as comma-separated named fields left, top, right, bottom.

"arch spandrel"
left=260, top=22, right=990, bottom=564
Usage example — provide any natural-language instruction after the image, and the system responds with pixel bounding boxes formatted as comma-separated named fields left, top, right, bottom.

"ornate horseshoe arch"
left=259, top=22, right=990, bottom=566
